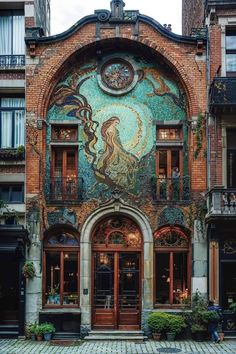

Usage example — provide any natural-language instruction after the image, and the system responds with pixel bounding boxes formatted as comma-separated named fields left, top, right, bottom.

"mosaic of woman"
left=96, top=116, right=138, bottom=189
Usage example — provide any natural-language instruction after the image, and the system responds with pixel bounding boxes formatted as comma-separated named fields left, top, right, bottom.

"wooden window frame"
left=154, top=227, right=191, bottom=308
left=43, top=247, right=80, bottom=308
left=156, top=148, right=183, bottom=179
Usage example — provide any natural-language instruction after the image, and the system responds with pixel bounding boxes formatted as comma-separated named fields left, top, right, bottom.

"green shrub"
left=40, top=322, right=56, bottom=334
left=26, top=322, right=38, bottom=336
left=166, top=314, right=186, bottom=334
left=147, top=312, right=168, bottom=333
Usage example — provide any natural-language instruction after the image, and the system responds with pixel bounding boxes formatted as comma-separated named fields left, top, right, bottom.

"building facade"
left=24, top=0, right=208, bottom=337
left=0, top=0, right=50, bottom=337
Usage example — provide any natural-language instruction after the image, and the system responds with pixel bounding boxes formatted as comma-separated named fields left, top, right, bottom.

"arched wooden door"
left=92, top=216, right=143, bottom=330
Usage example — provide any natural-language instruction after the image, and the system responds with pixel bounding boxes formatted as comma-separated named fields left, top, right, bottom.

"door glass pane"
left=54, top=150, right=63, bottom=177
left=221, top=262, right=236, bottom=309
left=227, top=129, right=236, bottom=188
left=171, top=150, right=180, bottom=173
left=158, top=150, right=167, bottom=178
left=63, top=252, right=78, bottom=305
left=66, top=151, right=76, bottom=178
left=155, top=253, right=170, bottom=304
left=119, top=253, right=139, bottom=310
left=45, top=252, right=61, bottom=305
left=173, top=253, right=188, bottom=304
left=94, top=253, right=114, bottom=309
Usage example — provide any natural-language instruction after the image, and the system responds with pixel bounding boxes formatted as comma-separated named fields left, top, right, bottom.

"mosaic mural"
left=46, top=53, right=187, bottom=199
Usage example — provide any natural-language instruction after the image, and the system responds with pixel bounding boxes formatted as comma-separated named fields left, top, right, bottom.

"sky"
left=50, top=0, right=182, bottom=36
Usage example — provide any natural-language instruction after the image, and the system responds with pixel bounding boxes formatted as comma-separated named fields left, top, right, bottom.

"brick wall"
left=182, top=0, right=205, bottom=36
left=25, top=19, right=207, bottom=233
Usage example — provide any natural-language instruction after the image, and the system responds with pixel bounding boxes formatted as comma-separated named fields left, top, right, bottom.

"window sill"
left=40, top=307, right=81, bottom=314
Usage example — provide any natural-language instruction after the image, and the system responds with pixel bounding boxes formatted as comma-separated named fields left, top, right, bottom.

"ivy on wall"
left=193, top=112, right=205, bottom=159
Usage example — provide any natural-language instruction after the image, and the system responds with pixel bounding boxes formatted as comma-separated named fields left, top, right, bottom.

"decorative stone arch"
left=35, top=37, right=199, bottom=121
left=79, top=196, right=153, bottom=334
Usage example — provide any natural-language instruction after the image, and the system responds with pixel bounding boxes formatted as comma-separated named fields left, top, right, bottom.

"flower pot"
left=31, top=334, right=36, bottom=341
left=36, top=335, right=43, bottom=341
left=219, top=332, right=224, bottom=341
left=43, top=333, right=52, bottom=341
left=166, top=332, right=176, bottom=341
left=152, top=333, right=161, bottom=340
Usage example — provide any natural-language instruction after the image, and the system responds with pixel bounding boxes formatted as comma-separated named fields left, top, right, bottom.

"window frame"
left=0, top=96, right=25, bottom=148
left=154, top=227, right=191, bottom=308
left=0, top=10, right=25, bottom=56
left=43, top=233, right=80, bottom=308
left=0, top=183, right=24, bottom=203
left=225, top=27, right=236, bottom=76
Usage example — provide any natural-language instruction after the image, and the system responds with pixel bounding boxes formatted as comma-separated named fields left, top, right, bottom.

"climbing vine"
left=193, top=112, right=205, bottom=159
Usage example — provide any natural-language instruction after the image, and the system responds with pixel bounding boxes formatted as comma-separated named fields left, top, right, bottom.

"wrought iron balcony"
left=50, top=177, right=83, bottom=202
left=152, top=176, right=190, bottom=202
left=0, top=55, right=25, bottom=68
left=210, top=77, right=236, bottom=113
left=206, top=187, right=236, bottom=219
left=206, top=0, right=236, bottom=7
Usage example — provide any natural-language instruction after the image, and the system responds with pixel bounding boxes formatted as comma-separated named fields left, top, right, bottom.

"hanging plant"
left=22, top=261, right=36, bottom=279
left=193, top=112, right=205, bottom=159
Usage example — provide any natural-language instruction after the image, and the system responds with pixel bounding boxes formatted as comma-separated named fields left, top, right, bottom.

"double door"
left=92, top=252, right=141, bottom=330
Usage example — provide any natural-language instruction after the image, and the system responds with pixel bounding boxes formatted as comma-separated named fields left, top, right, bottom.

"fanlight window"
left=154, top=227, right=189, bottom=248
left=45, top=233, right=79, bottom=246
left=93, top=216, right=142, bottom=248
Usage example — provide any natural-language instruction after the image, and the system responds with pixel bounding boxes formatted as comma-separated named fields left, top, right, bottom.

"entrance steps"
left=85, top=330, right=147, bottom=342
left=0, top=324, right=19, bottom=338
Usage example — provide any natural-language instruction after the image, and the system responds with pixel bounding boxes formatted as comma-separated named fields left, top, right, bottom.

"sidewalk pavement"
left=0, top=339, right=236, bottom=354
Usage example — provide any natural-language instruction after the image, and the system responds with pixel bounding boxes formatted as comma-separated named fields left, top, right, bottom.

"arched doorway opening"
left=92, top=215, right=143, bottom=330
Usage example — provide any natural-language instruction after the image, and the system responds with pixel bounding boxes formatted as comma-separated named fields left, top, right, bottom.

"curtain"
left=12, top=15, right=25, bottom=55
left=1, top=98, right=25, bottom=148
left=0, top=13, right=24, bottom=56
left=0, top=15, right=12, bottom=55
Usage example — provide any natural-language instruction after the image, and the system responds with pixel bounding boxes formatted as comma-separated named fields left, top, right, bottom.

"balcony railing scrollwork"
left=0, top=55, right=25, bottom=68
left=152, top=176, right=190, bottom=201
left=49, top=177, right=83, bottom=202
left=207, top=187, right=236, bottom=217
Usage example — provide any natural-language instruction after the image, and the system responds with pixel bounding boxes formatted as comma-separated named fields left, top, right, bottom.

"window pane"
left=10, top=185, right=23, bottom=202
left=171, top=150, right=180, bottom=172
left=63, top=252, right=78, bottom=305
left=226, top=54, right=236, bottom=72
left=0, top=185, right=10, bottom=202
left=54, top=150, right=63, bottom=176
left=173, top=253, right=188, bottom=304
left=45, top=252, right=61, bottom=305
left=14, top=110, right=24, bottom=147
left=0, top=15, right=12, bottom=54
left=158, top=128, right=181, bottom=140
left=155, top=253, right=170, bottom=304
left=1, top=111, right=12, bottom=148
left=226, top=32, right=236, bottom=50
left=12, top=15, right=24, bottom=55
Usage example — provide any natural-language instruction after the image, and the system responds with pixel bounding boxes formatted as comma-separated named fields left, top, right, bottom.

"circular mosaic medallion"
left=101, top=59, right=134, bottom=90
left=97, top=57, right=138, bottom=96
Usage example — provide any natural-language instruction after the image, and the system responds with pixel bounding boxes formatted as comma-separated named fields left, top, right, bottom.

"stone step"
left=89, top=330, right=144, bottom=335
left=85, top=335, right=147, bottom=341
left=85, top=330, right=147, bottom=342
left=53, top=332, right=80, bottom=340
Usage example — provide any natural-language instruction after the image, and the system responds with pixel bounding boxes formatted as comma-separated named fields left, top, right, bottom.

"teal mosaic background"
left=46, top=53, right=188, bottom=200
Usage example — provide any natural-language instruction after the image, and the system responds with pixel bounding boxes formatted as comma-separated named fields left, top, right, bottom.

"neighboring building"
left=205, top=0, right=236, bottom=337
left=24, top=0, right=207, bottom=337
left=182, top=0, right=204, bottom=36
left=0, top=0, right=50, bottom=337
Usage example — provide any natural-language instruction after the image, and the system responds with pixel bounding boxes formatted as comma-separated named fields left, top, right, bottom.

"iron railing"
left=207, top=187, right=236, bottom=216
left=50, top=177, right=83, bottom=201
left=0, top=55, right=25, bottom=68
left=152, top=176, right=190, bottom=201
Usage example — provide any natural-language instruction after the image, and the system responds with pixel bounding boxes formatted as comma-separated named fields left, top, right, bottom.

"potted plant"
left=35, top=324, right=44, bottom=341
left=191, top=291, right=209, bottom=341
left=165, top=313, right=186, bottom=341
left=41, top=322, right=56, bottom=341
left=47, top=284, right=60, bottom=304
left=26, top=322, right=37, bottom=340
left=22, top=261, right=36, bottom=279
left=229, top=302, right=236, bottom=314
left=147, top=312, right=168, bottom=340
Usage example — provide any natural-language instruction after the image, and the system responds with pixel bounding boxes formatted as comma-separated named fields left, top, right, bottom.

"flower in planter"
left=22, top=261, right=36, bottom=279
